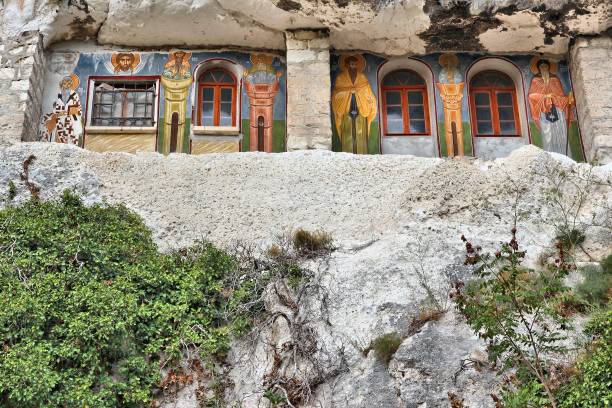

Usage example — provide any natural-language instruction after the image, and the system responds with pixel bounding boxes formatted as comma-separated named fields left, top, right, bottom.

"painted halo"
left=339, top=53, right=366, bottom=73
left=530, top=56, right=558, bottom=75
left=166, top=50, right=192, bottom=66
left=110, top=52, right=141, bottom=73
left=59, top=73, right=79, bottom=92
left=439, top=53, right=460, bottom=69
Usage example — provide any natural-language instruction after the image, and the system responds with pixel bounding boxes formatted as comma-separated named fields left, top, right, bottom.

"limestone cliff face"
left=1, top=142, right=611, bottom=406
left=1, top=0, right=610, bottom=55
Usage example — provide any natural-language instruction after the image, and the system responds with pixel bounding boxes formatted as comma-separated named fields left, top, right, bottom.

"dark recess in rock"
left=276, top=0, right=303, bottom=11
left=68, top=15, right=97, bottom=39
left=533, top=2, right=591, bottom=45
left=419, top=0, right=501, bottom=53
left=68, top=0, right=90, bottom=14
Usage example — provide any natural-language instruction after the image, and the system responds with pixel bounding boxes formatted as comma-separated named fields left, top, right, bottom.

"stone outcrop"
left=1, top=142, right=611, bottom=406
left=1, top=0, right=610, bottom=55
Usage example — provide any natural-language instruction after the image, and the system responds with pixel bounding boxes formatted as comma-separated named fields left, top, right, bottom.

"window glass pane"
left=471, top=71, right=514, bottom=88
left=201, top=102, right=214, bottom=125
left=476, top=107, right=491, bottom=121
left=387, top=119, right=403, bottom=133
left=477, top=121, right=493, bottom=134
left=409, top=120, right=426, bottom=134
left=385, top=91, right=401, bottom=105
left=496, top=92, right=513, bottom=106
left=202, top=87, right=214, bottom=102
left=382, top=70, right=425, bottom=86
left=220, top=88, right=233, bottom=102
left=474, top=92, right=490, bottom=106
left=408, top=106, right=424, bottom=120
left=201, top=69, right=234, bottom=84
left=220, top=102, right=232, bottom=119
left=498, top=107, right=515, bottom=121
left=133, top=104, right=146, bottom=118
left=500, top=121, right=516, bottom=134
left=386, top=106, right=404, bottom=123
left=408, top=91, right=423, bottom=105
left=219, top=116, right=232, bottom=126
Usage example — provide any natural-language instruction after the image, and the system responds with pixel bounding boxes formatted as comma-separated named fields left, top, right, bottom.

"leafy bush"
left=576, top=255, right=612, bottom=307
left=0, top=192, right=251, bottom=407
left=452, top=230, right=575, bottom=407
left=368, top=332, right=402, bottom=364
left=557, top=309, right=612, bottom=407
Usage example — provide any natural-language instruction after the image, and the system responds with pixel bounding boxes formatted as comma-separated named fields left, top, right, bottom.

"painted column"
left=436, top=53, right=465, bottom=157
left=161, top=51, right=193, bottom=155
left=285, top=29, right=332, bottom=150
left=570, top=36, right=612, bottom=164
left=437, top=83, right=465, bottom=157
left=244, top=54, right=281, bottom=152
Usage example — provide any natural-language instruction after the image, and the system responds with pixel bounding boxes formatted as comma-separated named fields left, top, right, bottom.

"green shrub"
left=557, top=309, right=612, bottom=408
left=263, top=389, right=287, bottom=406
left=502, top=379, right=549, bottom=408
left=368, top=332, right=402, bottom=364
left=0, top=192, right=251, bottom=407
left=576, top=255, right=612, bottom=307
left=452, top=231, right=575, bottom=407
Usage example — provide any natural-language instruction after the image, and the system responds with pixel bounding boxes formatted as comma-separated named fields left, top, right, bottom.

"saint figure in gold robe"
left=332, top=54, right=377, bottom=154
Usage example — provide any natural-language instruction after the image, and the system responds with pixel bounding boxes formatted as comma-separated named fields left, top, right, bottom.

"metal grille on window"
left=92, top=81, right=156, bottom=127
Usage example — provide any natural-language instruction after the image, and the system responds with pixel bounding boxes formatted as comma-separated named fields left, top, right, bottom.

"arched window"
left=381, top=69, right=430, bottom=135
left=197, top=68, right=237, bottom=127
left=469, top=70, right=520, bottom=137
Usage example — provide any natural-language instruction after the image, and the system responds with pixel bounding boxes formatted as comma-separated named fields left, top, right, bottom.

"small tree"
left=451, top=229, right=574, bottom=408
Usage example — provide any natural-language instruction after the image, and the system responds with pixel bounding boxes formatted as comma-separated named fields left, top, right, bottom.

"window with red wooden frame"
left=381, top=70, right=430, bottom=136
left=469, top=70, right=521, bottom=137
left=197, top=68, right=237, bottom=127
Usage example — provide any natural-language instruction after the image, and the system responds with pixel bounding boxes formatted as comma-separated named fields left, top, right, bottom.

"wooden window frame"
left=469, top=85, right=521, bottom=137
left=381, top=84, right=430, bottom=136
left=197, top=68, right=237, bottom=127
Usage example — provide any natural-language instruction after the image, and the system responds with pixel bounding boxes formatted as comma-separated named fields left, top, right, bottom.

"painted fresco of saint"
left=528, top=57, right=575, bottom=155
left=111, top=52, right=141, bottom=74
left=332, top=54, right=377, bottom=154
left=163, top=51, right=192, bottom=81
left=39, top=74, right=82, bottom=145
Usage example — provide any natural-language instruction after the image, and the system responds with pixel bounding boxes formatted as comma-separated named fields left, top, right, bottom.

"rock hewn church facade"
left=1, top=0, right=611, bottom=163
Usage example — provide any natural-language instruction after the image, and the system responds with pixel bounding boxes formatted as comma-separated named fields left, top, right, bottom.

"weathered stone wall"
left=286, top=30, right=332, bottom=150
left=570, top=35, right=612, bottom=164
left=0, top=31, right=44, bottom=145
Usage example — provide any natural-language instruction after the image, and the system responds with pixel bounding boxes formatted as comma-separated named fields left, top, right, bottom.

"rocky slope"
left=0, top=142, right=611, bottom=406
left=1, top=0, right=610, bottom=55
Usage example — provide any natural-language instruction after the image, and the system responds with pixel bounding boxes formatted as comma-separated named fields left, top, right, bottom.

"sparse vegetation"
left=367, top=332, right=402, bottom=364
left=453, top=228, right=612, bottom=408
left=575, top=255, right=612, bottom=307
left=7, top=181, right=16, bottom=202
left=291, top=227, right=334, bottom=257
left=452, top=230, right=575, bottom=408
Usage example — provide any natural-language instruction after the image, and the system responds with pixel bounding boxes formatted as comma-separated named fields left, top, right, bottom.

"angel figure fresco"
left=332, top=54, right=377, bottom=154
left=39, top=74, right=82, bottom=145
left=528, top=57, right=575, bottom=155
left=163, top=51, right=192, bottom=81
left=111, top=52, right=141, bottom=74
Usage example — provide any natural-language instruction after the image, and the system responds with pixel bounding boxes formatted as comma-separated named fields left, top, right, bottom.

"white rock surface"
left=1, top=0, right=610, bottom=55
left=1, top=142, right=611, bottom=407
